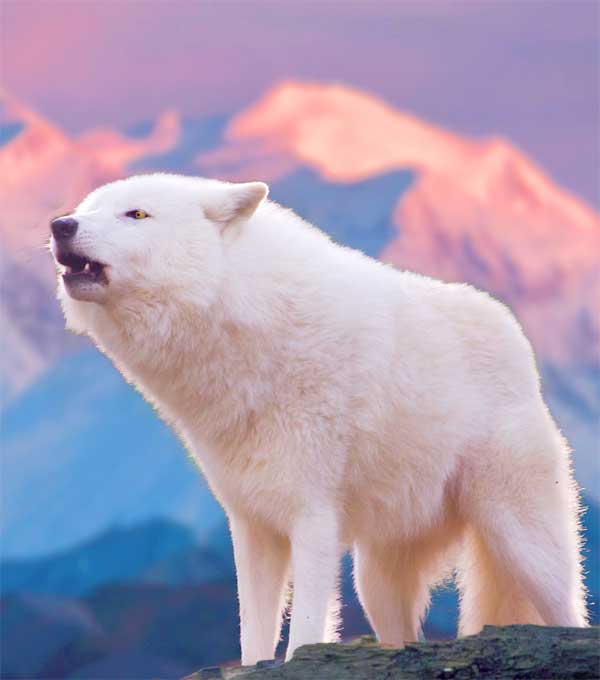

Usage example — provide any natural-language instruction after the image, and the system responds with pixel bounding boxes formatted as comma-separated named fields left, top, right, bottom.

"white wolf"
left=51, top=173, right=587, bottom=665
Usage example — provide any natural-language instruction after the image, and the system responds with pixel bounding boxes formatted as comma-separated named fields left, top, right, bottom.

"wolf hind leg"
left=354, top=522, right=462, bottom=646
left=458, top=419, right=587, bottom=634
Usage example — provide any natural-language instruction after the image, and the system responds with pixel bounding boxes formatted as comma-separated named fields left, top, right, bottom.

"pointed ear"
left=206, top=181, right=269, bottom=225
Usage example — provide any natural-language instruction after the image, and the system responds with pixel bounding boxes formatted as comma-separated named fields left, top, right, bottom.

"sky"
left=2, top=0, right=599, bottom=206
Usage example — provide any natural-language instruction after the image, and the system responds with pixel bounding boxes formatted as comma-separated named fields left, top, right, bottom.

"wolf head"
left=50, top=174, right=268, bottom=330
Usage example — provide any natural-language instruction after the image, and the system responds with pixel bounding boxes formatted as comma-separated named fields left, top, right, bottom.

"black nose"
left=51, top=216, right=78, bottom=240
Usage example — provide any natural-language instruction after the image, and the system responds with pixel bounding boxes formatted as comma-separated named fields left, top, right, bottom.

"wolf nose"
left=51, top=216, right=78, bottom=240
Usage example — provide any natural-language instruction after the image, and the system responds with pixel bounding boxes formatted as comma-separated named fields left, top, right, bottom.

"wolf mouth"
left=57, top=251, right=108, bottom=285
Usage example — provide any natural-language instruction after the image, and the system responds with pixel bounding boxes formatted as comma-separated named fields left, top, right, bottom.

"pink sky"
left=2, top=0, right=598, bottom=206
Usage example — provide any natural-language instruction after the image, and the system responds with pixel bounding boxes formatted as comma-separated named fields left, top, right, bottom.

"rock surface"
left=184, top=625, right=599, bottom=679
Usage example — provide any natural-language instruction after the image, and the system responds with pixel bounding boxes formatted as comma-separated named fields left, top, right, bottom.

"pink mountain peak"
left=77, top=110, right=181, bottom=171
left=0, top=97, right=181, bottom=254
left=201, top=80, right=599, bottom=364
left=203, top=80, right=470, bottom=182
left=0, top=91, right=73, bottom=183
left=1, top=90, right=67, bottom=139
left=204, top=80, right=598, bottom=232
left=0, top=98, right=107, bottom=251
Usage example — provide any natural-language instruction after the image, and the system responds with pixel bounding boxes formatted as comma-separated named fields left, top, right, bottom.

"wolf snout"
left=51, top=216, right=78, bottom=240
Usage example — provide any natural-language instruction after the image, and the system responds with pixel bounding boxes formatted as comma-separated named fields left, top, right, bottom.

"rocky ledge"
left=185, top=625, right=599, bottom=679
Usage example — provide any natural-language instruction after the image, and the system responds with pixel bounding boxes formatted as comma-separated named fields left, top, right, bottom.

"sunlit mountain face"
left=200, top=82, right=599, bottom=365
left=1, top=81, right=598, bottom=560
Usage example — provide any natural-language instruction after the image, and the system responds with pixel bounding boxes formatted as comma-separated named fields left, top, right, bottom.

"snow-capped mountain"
left=0, top=93, right=117, bottom=254
left=200, top=81, right=600, bottom=365
left=1, top=82, right=598, bottom=562
left=0, top=94, right=184, bottom=399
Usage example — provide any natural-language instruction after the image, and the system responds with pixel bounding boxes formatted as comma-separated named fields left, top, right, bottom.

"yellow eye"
left=126, top=209, right=149, bottom=219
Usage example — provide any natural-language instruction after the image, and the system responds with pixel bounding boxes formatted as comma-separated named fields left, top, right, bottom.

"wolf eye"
left=125, top=209, right=150, bottom=219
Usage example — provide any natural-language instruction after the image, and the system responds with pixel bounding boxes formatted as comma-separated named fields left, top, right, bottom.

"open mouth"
left=57, top=251, right=108, bottom=286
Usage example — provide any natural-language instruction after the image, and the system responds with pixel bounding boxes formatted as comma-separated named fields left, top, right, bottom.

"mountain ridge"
left=2, top=83, right=598, bottom=545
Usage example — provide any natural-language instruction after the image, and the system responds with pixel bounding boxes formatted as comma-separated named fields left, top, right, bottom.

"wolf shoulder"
left=248, top=201, right=534, bottom=368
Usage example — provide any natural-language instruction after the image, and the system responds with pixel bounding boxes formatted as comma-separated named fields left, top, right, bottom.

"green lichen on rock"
left=184, top=625, right=600, bottom=679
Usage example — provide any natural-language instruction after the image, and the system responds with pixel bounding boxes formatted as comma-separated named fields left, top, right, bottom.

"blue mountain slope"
left=270, top=167, right=414, bottom=258
left=1, top=519, right=204, bottom=595
left=1, top=349, right=224, bottom=558
left=129, top=114, right=229, bottom=173
left=0, top=121, right=24, bottom=146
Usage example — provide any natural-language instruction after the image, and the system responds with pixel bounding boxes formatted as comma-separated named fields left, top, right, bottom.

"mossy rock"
left=184, top=625, right=600, bottom=679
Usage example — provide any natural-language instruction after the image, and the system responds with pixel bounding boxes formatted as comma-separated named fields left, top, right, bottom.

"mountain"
left=77, top=110, right=180, bottom=172
left=0, top=94, right=112, bottom=254
left=1, top=519, right=224, bottom=596
left=0, top=93, right=111, bottom=400
left=269, top=167, right=414, bottom=257
left=201, top=81, right=600, bottom=365
left=128, top=114, right=228, bottom=174
left=2, top=77, right=598, bottom=680
left=2, top=80, right=599, bottom=561
left=3, top=82, right=598, bottom=389
left=0, top=93, right=184, bottom=402
left=3, top=82, right=598, bottom=379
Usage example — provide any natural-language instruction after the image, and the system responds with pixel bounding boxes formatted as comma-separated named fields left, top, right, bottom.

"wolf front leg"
left=230, top=514, right=290, bottom=666
left=286, top=508, right=341, bottom=661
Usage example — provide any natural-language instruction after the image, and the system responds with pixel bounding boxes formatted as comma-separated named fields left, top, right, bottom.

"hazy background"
left=1, top=2, right=598, bottom=678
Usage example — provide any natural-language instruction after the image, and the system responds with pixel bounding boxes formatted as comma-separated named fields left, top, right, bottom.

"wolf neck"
left=93, top=280, right=268, bottom=372
left=87, top=266, right=286, bottom=450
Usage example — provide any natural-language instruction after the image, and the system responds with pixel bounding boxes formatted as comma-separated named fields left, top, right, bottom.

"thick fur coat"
left=52, top=174, right=587, bottom=664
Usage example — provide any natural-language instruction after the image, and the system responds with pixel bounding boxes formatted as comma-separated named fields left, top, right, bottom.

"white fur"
left=53, top=173, right=588, bottom=664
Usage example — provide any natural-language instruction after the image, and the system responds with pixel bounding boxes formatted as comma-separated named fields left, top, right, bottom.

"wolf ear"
left=206, top=181, right=269, bottom=225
